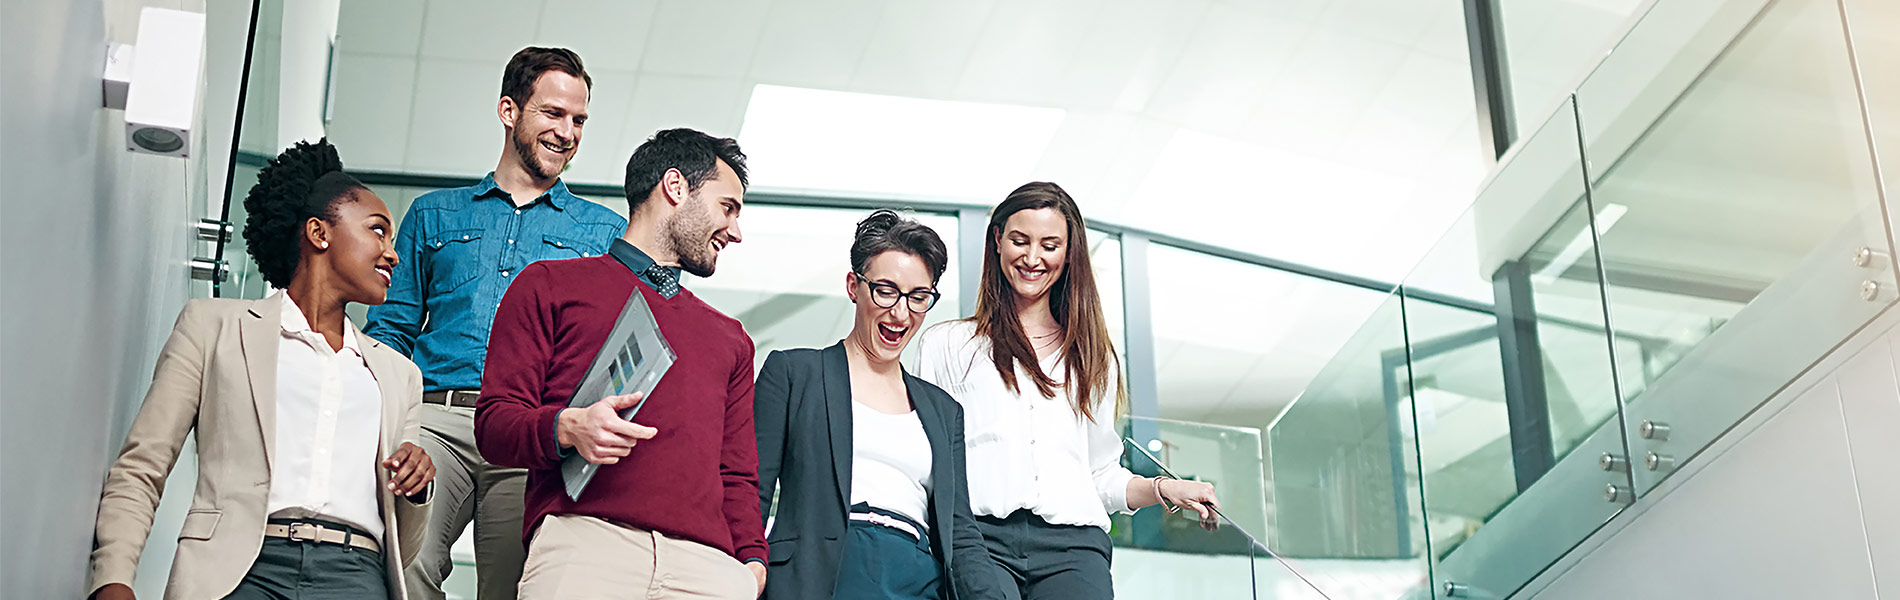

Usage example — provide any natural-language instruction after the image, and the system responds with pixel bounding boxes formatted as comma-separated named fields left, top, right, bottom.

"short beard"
left=511, top=129, right=565, bottom=180
left=664, top=192, right=718, bottom=278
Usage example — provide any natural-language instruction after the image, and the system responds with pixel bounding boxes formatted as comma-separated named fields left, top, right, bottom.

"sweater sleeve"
left=475, top=262, right=568, bottom=470
left=722, top=340, right=768, bottom=564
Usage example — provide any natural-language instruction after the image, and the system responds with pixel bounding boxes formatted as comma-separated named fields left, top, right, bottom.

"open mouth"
left=540, top=139, right=573, bottom=155
left=710, top=237, right=727, bottom=256
left=375, top=266, right=392, bottom=287
left=1015, top=265, right=1047, bottom=282
left=876, top=322, right=907, bottom=346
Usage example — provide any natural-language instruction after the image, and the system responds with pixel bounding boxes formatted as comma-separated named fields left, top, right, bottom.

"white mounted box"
left=123, top=7, right=205, bottom=157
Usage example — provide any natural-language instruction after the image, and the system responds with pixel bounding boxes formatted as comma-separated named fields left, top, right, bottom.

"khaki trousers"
left=404, top=404, right=528, bottom=600
left=518, top=515, right=757, bottom=600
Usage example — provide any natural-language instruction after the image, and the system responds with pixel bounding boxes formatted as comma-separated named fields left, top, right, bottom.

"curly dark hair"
left=241, top=138, right=366, bottom=289
left=850, top=209, right=947, bottom=284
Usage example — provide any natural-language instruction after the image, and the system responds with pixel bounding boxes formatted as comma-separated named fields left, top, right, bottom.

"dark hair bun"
left=241, top=138, right=362, bottom=289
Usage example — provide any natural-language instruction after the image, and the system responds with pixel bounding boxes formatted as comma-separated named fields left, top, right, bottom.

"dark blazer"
left=755, top=343, right=1007, bottom=600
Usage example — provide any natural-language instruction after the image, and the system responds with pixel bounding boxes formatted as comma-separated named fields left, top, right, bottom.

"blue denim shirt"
left=365, top=173, right=628, bottom=392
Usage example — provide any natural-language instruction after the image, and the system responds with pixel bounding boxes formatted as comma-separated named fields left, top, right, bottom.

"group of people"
left=85, top=46, right=1219, bottom=600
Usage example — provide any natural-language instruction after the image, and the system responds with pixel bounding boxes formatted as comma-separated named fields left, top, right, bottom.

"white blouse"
left=848, top=401, right=933, bottom=530
left=915, top=320, right=1134, bottom=531
left=269, top=291, right=385, bottom=538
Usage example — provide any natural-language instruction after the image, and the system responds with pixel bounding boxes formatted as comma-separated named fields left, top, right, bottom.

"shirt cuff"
left=743, top=557, right=766, bottom=565
left=1101, top=469, right=1137, bottom=515
left=551, top=408, right=575, bottom=458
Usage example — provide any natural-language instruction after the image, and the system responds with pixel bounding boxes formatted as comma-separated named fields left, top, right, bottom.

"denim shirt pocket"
left=538, top=234, right=603, bottom=261
left=425, top=228, right=485, bottom=295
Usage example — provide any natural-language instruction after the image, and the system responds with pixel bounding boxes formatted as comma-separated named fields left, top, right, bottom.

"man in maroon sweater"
left=474, top=128, right=767, bottom=599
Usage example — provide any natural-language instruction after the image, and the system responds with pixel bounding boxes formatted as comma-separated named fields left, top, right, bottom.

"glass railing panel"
left=1573, top=0, right=1772, bottom=182
left=215, top=0, right=285, bottom=300
left=1499, top=0, right=1648, bottom=144
left=1578, top=0, right=1897, bottom=496
left=1112, top=416, right=1301, bottom=600
left=1266, top=292, right=1434, bottom=600
left=1401, top=98, right=1630, bottom=600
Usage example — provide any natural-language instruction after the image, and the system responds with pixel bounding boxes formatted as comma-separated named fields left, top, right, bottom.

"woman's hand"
left=1159, top=478, right=1220, bottom=524
left=383, top=442, right=434, bottom=498
left=91, top=583, right=136, bottom=600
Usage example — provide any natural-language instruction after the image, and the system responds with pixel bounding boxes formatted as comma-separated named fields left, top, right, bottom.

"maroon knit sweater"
left=474, top=255, right=767, bottom=564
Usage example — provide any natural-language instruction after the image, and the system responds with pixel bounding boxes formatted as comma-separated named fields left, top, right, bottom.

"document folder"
left=560, top=288, right=675, bottom=500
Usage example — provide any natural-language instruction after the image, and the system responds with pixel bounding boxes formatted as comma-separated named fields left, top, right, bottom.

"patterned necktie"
left=643, top=264, right=681, bottom=298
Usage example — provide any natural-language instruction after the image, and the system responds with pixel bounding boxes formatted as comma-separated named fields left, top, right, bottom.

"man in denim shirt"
left=365, top=47, right=626, bottom=600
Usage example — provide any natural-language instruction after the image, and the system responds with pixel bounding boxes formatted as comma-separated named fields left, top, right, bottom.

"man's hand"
left=383, top=442, right=434, bottom=498
left=747, top=561, right=767, bottom=595
left=557, top=392, right=658, bottom=465
left=90, top=583, right=136, bottom=600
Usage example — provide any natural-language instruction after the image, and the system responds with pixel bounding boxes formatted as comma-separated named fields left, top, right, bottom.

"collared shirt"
left=607, top=238, right=682, bottom=299
left=268, top=290, right=386, bottom=539
left=914, top=320, right=1135, bottom=531
left=364, top=173, right=627, bottom=392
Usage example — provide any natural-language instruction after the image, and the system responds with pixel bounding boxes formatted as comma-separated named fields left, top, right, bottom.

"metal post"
left=958, top=206, right=987, bottom=318
left=1493, top=260, right=1555, bottom=492
left=1464, top=0, right=1517, bottom=159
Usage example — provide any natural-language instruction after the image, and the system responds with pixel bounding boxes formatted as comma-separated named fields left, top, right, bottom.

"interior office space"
left=6, top=0, right=1900, bottom=598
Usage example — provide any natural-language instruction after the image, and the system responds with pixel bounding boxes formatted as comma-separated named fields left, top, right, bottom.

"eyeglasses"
left=854, top=273, right=941, bottom=313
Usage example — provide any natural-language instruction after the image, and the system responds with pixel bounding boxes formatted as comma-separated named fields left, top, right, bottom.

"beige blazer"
left=87, top=294, right=429, bottom=599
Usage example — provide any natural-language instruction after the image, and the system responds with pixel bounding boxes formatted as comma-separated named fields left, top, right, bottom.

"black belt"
left=422, top=390, right=481, bottom=408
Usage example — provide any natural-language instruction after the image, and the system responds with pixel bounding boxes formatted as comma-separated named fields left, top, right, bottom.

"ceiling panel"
left=535, top=0, right=659, bottom=72
left=622, top=74, right=750, bottom=142
left=748, top=0, right=882, bottom=90
left=639, top=0, right=773, bottom=77
left=402, top=59, right=504, bottom=175
left=419, top=0, right=544, bottom=63
left=328, top=54, right=419, bottom=170
left=952, top=0, right=1100, bottom=106
left=849, top=0, right=995, bottom=98
left=336, top=0, right=425, bottom=57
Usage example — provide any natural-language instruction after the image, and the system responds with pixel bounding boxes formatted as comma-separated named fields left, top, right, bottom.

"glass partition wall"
left=209, top=0, right=1900, bottom=598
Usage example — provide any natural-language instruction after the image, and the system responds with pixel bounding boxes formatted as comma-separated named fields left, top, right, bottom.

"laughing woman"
left=87, top=139, right=433, bottom=600
left=916, top=182, right=1220, bottom=600
left=755, top=210, right=1007, bottom=600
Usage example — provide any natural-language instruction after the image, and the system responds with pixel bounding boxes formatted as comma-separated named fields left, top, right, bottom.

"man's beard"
left=512, top=130, right=568, bottom=180
left=665, top=194, right=719, bottom=278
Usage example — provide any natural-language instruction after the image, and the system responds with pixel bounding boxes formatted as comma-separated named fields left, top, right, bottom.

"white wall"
left=1526, top=307, right=1900, bottom=598
left=0, top=0, right=247, bottom=597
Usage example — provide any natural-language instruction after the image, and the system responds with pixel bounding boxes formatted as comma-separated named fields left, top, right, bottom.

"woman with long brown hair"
left=916, top=182, right=1218, bottom=599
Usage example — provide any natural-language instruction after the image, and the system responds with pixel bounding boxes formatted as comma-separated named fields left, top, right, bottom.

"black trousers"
left=223, top=521, right=390, bottom=600
left=975, top=510, right=1113, bottom=600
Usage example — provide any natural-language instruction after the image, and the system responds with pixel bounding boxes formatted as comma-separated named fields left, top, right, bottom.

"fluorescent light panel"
left=738, top=84, right=1066, bottom=201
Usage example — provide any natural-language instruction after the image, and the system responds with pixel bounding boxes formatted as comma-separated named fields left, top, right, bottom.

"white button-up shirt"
left=268, top=291, right=385, bottom=539
left=916, top=320, right=1135, bottom=531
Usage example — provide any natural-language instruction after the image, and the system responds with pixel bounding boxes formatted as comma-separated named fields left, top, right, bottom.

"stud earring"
left=318, top=242, right=328, bottom=249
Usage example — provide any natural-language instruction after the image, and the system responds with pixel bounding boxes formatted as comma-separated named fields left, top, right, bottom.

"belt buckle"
left=286, top=522, right=323, bottom=543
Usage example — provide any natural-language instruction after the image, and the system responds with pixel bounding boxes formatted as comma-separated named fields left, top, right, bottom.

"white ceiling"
left=313, top=0, right=1658, bottom=435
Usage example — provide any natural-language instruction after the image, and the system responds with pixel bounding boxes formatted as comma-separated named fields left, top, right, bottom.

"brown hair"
left=972, top=182, right=1124, bottom=422
left=500, top=46, right=592, bottom=108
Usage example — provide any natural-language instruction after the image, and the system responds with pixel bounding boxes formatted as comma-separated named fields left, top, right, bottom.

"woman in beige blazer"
left=88, top=139, right=434, bottom=600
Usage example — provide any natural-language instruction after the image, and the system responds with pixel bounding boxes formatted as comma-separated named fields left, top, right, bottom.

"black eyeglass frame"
left=853, top=272, right=942, bottom=313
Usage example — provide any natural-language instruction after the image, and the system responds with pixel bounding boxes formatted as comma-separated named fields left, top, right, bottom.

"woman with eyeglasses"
left=755, top=210, right=1008, bottom=600
left=916, top=182, right=1219, bottom=599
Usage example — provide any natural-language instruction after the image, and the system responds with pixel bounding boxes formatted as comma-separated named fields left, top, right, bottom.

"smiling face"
left=995, top=207, right=1070, bottom=304
left=847, top=250, right=937, bottom=364
left=504, top=71, right=588, bottom=180
left=664, top=159, right=746, bottom=278
left=314, top=189, right=399, bottom=305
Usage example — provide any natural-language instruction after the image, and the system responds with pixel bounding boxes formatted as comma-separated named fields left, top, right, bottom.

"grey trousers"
left=223, top=537, right=389, bottom=600
left=403, top=404, right=528, bottom=600
left=975, top=510, right=1114, bottom=600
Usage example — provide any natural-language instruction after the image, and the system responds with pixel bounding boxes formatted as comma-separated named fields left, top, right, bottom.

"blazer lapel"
left=240, top=294, right=283, bottom=475
left=821, top=343, right=853, bottom=507
left=357, top=330, right=399, bottom=458
left=908, top=376, right=952, bottom=533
